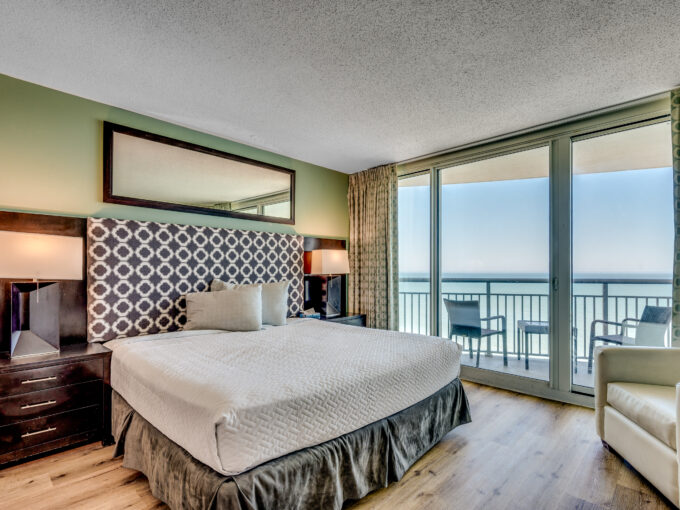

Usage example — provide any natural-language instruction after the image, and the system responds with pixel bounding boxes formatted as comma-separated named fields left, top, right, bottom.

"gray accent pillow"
left=211, top=280, right=290, bottom=326
left=185, top=285, right=262, bottom=331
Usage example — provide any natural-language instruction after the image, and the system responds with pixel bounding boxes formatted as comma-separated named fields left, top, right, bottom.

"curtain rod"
left=396, top=91, right=670, bottom=167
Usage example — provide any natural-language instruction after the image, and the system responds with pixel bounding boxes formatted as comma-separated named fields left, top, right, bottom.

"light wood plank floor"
left=0, top=382, right=673, bottom=510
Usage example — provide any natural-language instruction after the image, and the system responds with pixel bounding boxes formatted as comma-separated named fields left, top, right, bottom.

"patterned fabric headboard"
left=86, top=217, right=304, bottom=342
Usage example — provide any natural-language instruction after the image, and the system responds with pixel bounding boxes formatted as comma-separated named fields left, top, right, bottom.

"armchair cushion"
left=607, top=382, right=676, bottom=449
left=594, top=346, right=680, bottom=438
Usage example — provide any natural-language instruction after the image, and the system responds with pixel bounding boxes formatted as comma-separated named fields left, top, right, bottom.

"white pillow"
left=211, top=279, right=289, bottom=326
left=185, top=285, right=262, bottom=331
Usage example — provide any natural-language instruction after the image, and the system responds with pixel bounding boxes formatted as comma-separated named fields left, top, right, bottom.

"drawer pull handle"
left=21, top=426, right=56, bottom=438
left=21, top=400, right=57, bottom=410
left=21, top=376, right=57, bottom=385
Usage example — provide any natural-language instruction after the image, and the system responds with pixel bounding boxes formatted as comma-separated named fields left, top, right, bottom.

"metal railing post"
left=486, top=281, right=492, bottom=356
left=602, top=282, right=609, bottom=334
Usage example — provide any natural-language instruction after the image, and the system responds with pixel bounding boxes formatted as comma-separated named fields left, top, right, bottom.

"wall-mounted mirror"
left=103, top=122, right=295, bottom=224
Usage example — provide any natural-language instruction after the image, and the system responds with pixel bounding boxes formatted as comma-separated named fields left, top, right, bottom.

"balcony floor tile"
left=459, top=351, right=594, bottom=387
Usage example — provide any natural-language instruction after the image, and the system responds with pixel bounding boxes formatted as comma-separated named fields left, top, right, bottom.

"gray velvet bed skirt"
left=111, top=378, right=471, bottom=510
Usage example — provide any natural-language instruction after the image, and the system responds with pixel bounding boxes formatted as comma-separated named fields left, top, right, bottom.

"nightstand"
left=0, top=343, right=111, bottom=466
left=320, top=313, right=367, bottom=327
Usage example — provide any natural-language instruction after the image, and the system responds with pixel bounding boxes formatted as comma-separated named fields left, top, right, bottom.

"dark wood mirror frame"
left=103, top=122, right=296, bottom=225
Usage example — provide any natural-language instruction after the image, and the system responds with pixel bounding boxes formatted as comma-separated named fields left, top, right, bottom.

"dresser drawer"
left=0, top=359, right=103, bottom=397
left=0, top=405, right=101, bottom=455
left=0, top=381, right=102, bottom=426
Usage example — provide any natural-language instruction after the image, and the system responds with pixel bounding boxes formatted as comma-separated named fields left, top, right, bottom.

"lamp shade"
left=306, top=249, right=350, bottom=275
left=0, top=230, right=83, bottom=280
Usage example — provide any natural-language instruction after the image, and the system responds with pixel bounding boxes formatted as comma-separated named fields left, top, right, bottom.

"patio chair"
left=443, top=299, right=507, bottom=368
left=587, top=305, right=671, bottom=374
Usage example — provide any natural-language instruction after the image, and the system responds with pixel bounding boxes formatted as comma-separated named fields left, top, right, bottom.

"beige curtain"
left=348, top=163, right=399, bottom=330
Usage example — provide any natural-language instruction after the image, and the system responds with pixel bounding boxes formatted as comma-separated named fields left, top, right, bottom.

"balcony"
left=399, top=277, right=672, bottom=387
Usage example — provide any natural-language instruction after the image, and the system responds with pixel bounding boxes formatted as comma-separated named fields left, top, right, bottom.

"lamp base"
left=304, top=275, right=343, bottom=318
left=10, top=282, right=61, bottom=358
left=10, top=331, right=60, bottom=358
left=323, top=276, right=343, bottom=318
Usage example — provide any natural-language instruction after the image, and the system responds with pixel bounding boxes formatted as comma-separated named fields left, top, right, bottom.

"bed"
left=86, top=217, right=471, bottom=509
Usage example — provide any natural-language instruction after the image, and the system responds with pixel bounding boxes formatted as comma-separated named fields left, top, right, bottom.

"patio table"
left=516, top=320, right=578, bottom=372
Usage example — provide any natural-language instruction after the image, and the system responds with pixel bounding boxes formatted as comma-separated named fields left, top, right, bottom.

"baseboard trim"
left=460, top=368, right=594, bottom=408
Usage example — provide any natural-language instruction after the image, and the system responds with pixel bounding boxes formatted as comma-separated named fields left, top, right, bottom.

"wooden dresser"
left=0, top=343, right=111, bottom=465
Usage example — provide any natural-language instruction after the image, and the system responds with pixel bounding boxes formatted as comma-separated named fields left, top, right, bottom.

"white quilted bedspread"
left=106, top=319, right=461, bottom=475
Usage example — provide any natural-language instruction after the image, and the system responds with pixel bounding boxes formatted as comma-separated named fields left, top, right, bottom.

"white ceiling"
left=1, top=1, right=679, bottom=174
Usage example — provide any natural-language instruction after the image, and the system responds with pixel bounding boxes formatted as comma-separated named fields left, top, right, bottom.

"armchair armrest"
left=676, top=384, right=680, bottom=475
left=594, top=346, right=680, bottom=438
left=590, top=319, right=623, bottom=338
left=621, top=318, right=640, bottom=336
left=481, top=315, right=506, bottom=331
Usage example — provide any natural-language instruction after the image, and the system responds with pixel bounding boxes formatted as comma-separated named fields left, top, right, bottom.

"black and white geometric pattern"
left=86, top=217, right=304, bottom=342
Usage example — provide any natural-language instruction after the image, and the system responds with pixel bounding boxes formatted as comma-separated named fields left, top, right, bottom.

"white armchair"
left=595, top=346, right=680, bottom=507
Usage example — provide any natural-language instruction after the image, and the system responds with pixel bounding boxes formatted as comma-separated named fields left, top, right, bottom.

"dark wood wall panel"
left=302, top=237, right=346, bottom=251
left=0, top=212, right=85, bottom=237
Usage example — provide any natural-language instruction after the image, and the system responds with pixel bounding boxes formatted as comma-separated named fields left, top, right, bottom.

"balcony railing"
left=399, top=277, right=672, bottom=362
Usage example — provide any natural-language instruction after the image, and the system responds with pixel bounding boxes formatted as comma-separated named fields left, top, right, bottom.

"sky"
left=398, top=167, right=673, bottom=278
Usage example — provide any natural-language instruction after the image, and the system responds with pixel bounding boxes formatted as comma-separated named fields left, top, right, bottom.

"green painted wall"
left=0, top=74, right=349, bottom=238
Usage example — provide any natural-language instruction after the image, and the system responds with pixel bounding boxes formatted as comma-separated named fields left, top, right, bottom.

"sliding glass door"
left=571, top=121, right=673, bottom=390
left=396, top=98, right=671, bottom=401
left=439, top=146, right=550, bottom=380
left=398, top=172, right=431, bottom=335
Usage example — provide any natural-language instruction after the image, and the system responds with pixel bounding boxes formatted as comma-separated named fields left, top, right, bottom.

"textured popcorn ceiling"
left=1, top=1, right=679, bottom=173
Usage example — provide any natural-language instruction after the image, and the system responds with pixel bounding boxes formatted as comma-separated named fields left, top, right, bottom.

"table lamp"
left=0, top=230, right=83, bottom=358
left=304, top=249, right=349, bottom=318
